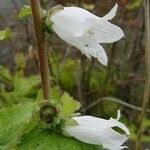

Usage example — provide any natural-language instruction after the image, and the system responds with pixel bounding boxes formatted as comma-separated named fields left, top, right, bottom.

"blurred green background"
left=0, top=0, right=149, bottom=149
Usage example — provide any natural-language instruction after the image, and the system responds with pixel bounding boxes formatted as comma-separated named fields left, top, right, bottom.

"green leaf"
left=60, top=92, right=81, bottom=118
left=0, top=91, right=34, bottom=108
left=18, top=5, right=32, bottom=19
left=51, top=86, right=63, bottom=104
left=0, top=102, right=39, bottom=149
left=36, top=90, right=43, bottom=103
left=18, top=127, right=102, bottom=150
left=0, top=27, right=13, bottom=41
left=13, top=75, right=40, bottom=97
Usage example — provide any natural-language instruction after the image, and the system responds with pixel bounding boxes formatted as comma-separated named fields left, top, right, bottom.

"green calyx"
left=39, top=101, right=57, bottom=124
left=43, top=18, right=54, bottom=34
left=43, top=5, right=64, bottom=34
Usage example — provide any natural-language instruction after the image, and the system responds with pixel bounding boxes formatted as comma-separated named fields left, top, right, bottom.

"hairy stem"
left=135, top=0, right=150, bottom=149
left=30, top=0, right=50, bottom=100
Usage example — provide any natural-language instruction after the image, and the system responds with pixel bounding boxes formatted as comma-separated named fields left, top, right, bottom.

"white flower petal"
left=117, top=109, right=121, bottom=120
left=82, top=42, right=108, bottom=66
left=109, top=118, right=130, bottom=136
left=85, top=17, right=124, bottom=43
left=103, top=4, right=118, bottom=20
left=63, top=114, right=129, bottom=150
left=51, top=7, right=93, bottom=38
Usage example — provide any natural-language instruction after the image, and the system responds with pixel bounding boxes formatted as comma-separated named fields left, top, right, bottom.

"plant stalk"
left=30, top=0, right=50, bottom=100
left=135, top=0, right=150, bottom=149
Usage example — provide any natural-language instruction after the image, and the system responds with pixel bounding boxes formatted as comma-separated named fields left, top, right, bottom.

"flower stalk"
left=30, top=0, right=50, bottom=100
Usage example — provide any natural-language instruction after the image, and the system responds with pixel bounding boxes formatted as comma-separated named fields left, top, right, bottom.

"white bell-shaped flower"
left=63, top=111, right=130, bottom=150
left=50, top=4, right=124, bottom=66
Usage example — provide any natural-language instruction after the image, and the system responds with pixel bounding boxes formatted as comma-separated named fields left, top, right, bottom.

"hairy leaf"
left=51, top=86, right=63, bottom=104
left=18, top=127, right=102, bottom=150
left=60, top=92, right=81, bottom=118
left=0, top=102, right=39, bottom=149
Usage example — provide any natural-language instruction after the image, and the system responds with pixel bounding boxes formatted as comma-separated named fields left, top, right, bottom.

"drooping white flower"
left=63, top=111, right=130, bottom=150
left=50, top=4, right=124, bottom=66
